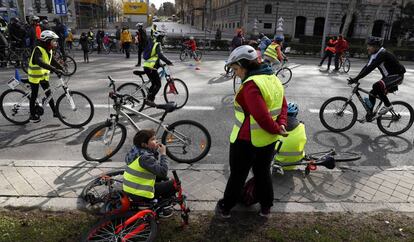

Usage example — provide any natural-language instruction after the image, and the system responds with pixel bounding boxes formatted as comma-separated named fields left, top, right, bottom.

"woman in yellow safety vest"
left=28, top=30, right=64, bottom=123
left=216, top=45, right=288, bottom=218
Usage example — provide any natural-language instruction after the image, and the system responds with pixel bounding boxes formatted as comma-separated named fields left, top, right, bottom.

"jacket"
left=120, top=30, right=132, bottom=44
left=125, top=145, right=168, bottom=178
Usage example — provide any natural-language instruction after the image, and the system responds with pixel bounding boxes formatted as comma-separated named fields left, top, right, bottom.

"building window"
left=372, top=20, right=385, bottom=37
left=46, top=0, right=53, bottom=13
left=264, top=23, right=272, bottom=29
left=237, top=22, right=240, bottom=27
left=235, top=4, right=238, bottom=14
left=313, top=17, right=325, bottom=36
left=265, top=4, right=272, bottom=14
left=295, top=16, right=306, bottom=38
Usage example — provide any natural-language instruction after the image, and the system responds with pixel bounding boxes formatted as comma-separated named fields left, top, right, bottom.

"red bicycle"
left=83, top=170, right=190, bottom=242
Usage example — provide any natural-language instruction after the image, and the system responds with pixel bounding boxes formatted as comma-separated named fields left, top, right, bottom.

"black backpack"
left=143, top=39, right=155, bottom=60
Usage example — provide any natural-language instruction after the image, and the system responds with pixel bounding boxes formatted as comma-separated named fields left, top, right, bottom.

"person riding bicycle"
left=348, top=36, right=406, bottom=119
left=258, top=33, right=272, bottom=61
left=183, top=36, right=197, bottom=59
left=274, top=102, right=307, bottom=171
left=143, top=30, right=173, bottom=107
left=123, top=129, right=176, bottom=217
left=263, top=35, right=287, bottom=68
left=28, top=30, right=65, bottom=123
left=333, top=34, right=349, bottom=71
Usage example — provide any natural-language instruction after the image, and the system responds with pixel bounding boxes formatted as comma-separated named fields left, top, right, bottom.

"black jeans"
left=221, top=139, right=276, bottom=210
left=83, top=50, right=89, bottom=62
left=137, top=46, right=144, bottom=65
left=127, top=179, right=176, bottom=201
left=320, top=51, right=334, bottom=69
left=123, top=42, right=131, bottom=58
left=334, top=52, right=343, bottom=70
left=29, top=80, right=56, bottom=116
left=144, top=67, right=161, bottom=102
left=369, top=74, right=404, bottom=108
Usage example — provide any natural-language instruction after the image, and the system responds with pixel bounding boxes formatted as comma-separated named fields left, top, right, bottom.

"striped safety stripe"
left=125, top=167, right=156, bottom=180
left=123, top=180, right=154, bottom=193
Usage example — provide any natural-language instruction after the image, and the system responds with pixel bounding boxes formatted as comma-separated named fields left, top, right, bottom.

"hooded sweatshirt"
left=125, top=145, right=169, bottom=178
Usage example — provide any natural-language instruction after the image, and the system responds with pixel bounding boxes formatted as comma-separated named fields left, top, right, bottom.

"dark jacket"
left=125, top=145, right=169, bottom=178
left=137, top=28, right=147, bottom=48
left=79, top=35, right=89, bottom=51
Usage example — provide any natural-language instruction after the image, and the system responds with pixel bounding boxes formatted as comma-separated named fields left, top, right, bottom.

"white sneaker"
left=378, top=105, right=393, bottom=115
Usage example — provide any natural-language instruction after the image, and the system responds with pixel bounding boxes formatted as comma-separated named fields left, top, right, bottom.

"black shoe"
left=215, top=200, right=231, bottom=219
left=159, top=207, right=174, bottom=218
left=135, top=64, right=141, bottom=67
left=145, top=100, right=156, bottom=107
left=318, top=64, right=322, bottom=67
left=259, top=206, right=271, bottom=218
left=30, top=115, right=41, bottom=123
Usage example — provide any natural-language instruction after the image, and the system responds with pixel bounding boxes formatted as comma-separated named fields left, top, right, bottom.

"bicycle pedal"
left=357, top=118, right=366, bottom=123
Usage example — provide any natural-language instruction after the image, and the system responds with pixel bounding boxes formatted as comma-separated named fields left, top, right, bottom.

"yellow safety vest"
left=230, top=74, right=284, bottom=147
left=143, top=42, right=159, bottom=69
left=274, top=123, right=307, bottom=170
left=264, top=43, right=280, bottom=60
left=123, top=156, right=156, bottom=199
left=28, top=46, right=52, bottom=84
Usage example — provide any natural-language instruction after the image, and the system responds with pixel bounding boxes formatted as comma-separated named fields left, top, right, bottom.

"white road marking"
left=309, top=108, right=411, bottom=116
left=182, top=106, right=215, bottom=110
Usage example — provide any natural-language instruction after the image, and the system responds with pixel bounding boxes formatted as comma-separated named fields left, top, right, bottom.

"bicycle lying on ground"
left=179, top=44, right=202, bottom=62
left=0, top=73, right=94, bottom=128
left=116, top=63, right=189, bottom=111
left=82, top=76, right=210, bottom=163
left=319, top=79, right=413, bottom=136
left=83, top=170, right=190, bottom=242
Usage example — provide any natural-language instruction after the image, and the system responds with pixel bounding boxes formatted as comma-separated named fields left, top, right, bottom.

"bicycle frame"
left=346, top=83, right=383, bottom=120
left=132, top=65, right=175, bottom=94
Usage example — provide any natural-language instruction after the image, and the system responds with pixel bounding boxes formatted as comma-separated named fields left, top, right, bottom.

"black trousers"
left=83, top=50, right=89, bottom=62
left=123, top=42, right=131, bottom=58
left=137, top=46, right=143, bottom=65
left=369, top=74, right=404, bottom=108
left=144, top=67, right=161, bottom=102
left=320, top=51, right=334, bottom=69
left=222, top=139, right=276, bottom=210
left=29, top=80, right=56, bottom=116
left=334, top=52, right=343, bottom=70
left=127, top=179, right=176, bottom=201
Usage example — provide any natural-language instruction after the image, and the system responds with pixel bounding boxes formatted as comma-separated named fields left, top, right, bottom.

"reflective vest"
left=264, top=43, right=280, bottom=60
left=230, top=74, right=284, bottom=147
left=143, top=42, right=159, bottom=69
left=274, top=123, right=307, bottom=170
left=28, top=46, right=52, bottom=84
left=123, top=156, right=156, bottom=199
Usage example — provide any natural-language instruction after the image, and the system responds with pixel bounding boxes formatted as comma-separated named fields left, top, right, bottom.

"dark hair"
left=238, top=59, right=261, bottom=72
left=133, top=129, right=156, bottom=147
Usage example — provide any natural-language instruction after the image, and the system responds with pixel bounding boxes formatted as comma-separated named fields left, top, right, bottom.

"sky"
left=150, top=0, right=175, bottom=9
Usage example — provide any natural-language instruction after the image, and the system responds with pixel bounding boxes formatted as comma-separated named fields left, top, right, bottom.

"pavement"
left=0, top=159, right=413, bottom=213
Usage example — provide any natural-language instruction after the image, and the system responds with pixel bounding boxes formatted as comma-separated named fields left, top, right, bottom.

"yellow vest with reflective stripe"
left=264, top=43, right=279, bottom=60
left=143, top=42, right=159, bottom=69
left=123, top=156, right=156, bottom=199
left=274, top=123, right=307, bottom=170
left=230, top=74, right=284, bottom=147
left=28, top=46, right=52, bottom=84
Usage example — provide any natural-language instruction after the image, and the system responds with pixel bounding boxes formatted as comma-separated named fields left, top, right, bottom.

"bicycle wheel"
left=161, top=120, right=211, bottom=163
left=82, top=122, right=127, bottom=162
left=319, top=96, right=357, bottom=132
left=343, top=58, right=351, bottom=73
left=60, top=55, right=77, bottom=76
left=179, top=50, right=187, bottom=61
left=81, top=170, right=124, bottom=207
left=194, top=50, right=202, bottom=61
left=56, top=91, right=94, bottom=128
left=0, top=89, right=31, bottom=125
left=233, top=76, right=241, bottom=94
left=163, top=78, right=188, bottom=109
left=117, top=83, right=146, bottom=112
left=276, top=67, right=292, bottom=85
left=83, top=211, right=158, bottom=242
left=377, top=101, right=414, bottom=136
left=307, top=151, right=361, bottom=162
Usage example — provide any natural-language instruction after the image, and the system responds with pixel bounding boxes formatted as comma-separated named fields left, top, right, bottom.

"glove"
left=348, top=77, right=358, bottom=85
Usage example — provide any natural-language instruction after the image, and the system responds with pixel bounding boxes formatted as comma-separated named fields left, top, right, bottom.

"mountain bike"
left=0, top=74, right=94, bottom=128
left=319, top=80, right=413, bottom=136
left=338, top=51, right=351, bottom=73
left=1, top=44, right=31, bottom=72
left=116, top=64, right=189, bottom=111
left=53, top=49, right=77, bottom=76
left=179, top=44, right=202, bottom=62
left=83, top=170, right=190, bottom=242
left=81, top=76, right=210, bottom=163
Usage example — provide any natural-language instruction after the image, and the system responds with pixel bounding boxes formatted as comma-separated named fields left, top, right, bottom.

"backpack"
left=241, top=177, right=258, bottom=206
left=143, top=39, right=155, bottom=60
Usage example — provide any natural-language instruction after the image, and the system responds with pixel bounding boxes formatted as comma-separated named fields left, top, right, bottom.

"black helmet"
left=367, top=36, right=383, bottom=47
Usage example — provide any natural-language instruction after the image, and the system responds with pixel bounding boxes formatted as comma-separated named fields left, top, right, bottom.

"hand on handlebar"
left=347, top=77, right=358, bottom=85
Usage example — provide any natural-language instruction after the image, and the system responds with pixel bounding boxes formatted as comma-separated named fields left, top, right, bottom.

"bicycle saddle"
left=156, top=102, right=177, bottom=112
left=133, top=70, right=146, bottom=76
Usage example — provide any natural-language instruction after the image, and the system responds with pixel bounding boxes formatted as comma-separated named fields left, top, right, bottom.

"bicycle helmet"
left=190, top=36, right=194, bottom=40
left=287, top=102, right=299, bottom=117
left=31, top=16, right=40, bottom=22
left=226, top=45, right=258, bottom=67
left=367, top=36, right=383, bottom=47
left=274, top=35, right=284, bottom=42
left=153, top=30, right=165, bottom=37
left=40, top=30, right=59, bottom=41
left=136, top=22, right=143, bottom=27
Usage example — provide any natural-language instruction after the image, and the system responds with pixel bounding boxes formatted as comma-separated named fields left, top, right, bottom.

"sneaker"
left=30, top=115, right=41, bottom=123
left=159, top=207, right=174, bottom=218
left=145, top=100, right=156, bottom=107
left=215, top=200, right=231, bottom=219
left=259, top=206, right=271, bottom=218
left=378, top=105, right=393, bottom=115
left=318, top=64, right=322, bottom=67
left=135, top=64, right=141, bottom=67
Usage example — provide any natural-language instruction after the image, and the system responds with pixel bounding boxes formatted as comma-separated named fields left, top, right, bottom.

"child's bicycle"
left=338, top=51, right=351, bottom=73
left=83, top=170, right=190, bottom=242
left=0, top=73, right=94, bottom=128
left=116, top=63, right=189, bottom=111
left=179, top=44, right=202, bottom=61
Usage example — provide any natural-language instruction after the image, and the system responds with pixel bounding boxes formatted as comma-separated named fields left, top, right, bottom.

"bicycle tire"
left=195, top=50, right=202, bottom=61
left=83, top=211, right=158, bottom=242
left=82, top=122, right=127, bottom=162
left=233, top=76, right=241, bottom=94
left=0, top=89, right=31, bottom=125
left=81, top=169, right=124, bottom=207
left=117, top=82, right=146, bottom=112
left=161, top=120, right=211, bottom=163
left=307, top=151, right=361, bottom=162
left=276, top=67, right=292, bottom=85
left=377, top=101, right=414, bottom=136
left=56, top=91, right=94, bottom=128
left=343, top=58, right=351, bottom=73
left=60, top=55, right=77, bottom=76
left=163, top=78, right=189, bottom=109
left=179, top=50, right=187, bottom=61
left=319, top=96, right=357, bottom=132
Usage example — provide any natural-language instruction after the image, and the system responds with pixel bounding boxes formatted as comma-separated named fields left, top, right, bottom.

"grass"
left=0, top=209, right=413, bottom=241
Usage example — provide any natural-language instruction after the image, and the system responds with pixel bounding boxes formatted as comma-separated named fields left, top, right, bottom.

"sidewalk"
left=0, top=159, right=413, bottom=213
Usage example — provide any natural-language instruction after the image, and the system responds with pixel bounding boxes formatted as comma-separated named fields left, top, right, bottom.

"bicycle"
left=103, top=40, right=118, bottom=54
left=319, top=79, right=414, bottom=136
left=179, top=44, right=202, bottom=62
left=116, top=63, right=189, bottom=111
left=53, top=47, right=77, bottom=76
left=0, top=74, right=94, bottom=128
left=0, top=43, right=31, bottom=71
left=81, top=76, right=210, bottom=163
left=83, top=170, right=190, bottom=241
left=338, top=51, right=351, bottom=73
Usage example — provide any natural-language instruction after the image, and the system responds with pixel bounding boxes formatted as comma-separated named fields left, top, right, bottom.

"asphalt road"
left=0, top=52, right=413, bottom=167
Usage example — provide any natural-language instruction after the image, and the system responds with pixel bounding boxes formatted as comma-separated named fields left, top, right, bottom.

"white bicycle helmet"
left=40, top=30, right=59, bottom=41
left=226, top=45, right=258, bottom=66
left=136, top=22, right=144, bottom=27
left=153, top=31, right=165, bottom=37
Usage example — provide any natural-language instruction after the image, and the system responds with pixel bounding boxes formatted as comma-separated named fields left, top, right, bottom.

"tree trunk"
left=341, top=0, right=358, bottom=37
left=366, top=0, right=384, bottom=39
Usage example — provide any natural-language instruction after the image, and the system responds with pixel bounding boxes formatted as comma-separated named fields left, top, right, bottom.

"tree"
left=341, top=0, right=358, bottom=37
left=159, top=2, right=176, bottom=17
left=149, top=3, right=157, bottom=16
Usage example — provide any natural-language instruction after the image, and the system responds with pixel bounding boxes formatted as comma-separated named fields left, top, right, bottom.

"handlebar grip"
left=172, top=170, right=180, bottom=183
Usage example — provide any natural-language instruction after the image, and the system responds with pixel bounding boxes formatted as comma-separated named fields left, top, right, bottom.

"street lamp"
left=274, top=1, right=279, bottom=34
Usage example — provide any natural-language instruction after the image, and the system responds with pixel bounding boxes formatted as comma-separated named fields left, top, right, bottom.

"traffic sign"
left=53, top=0, right=67, bottom=15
